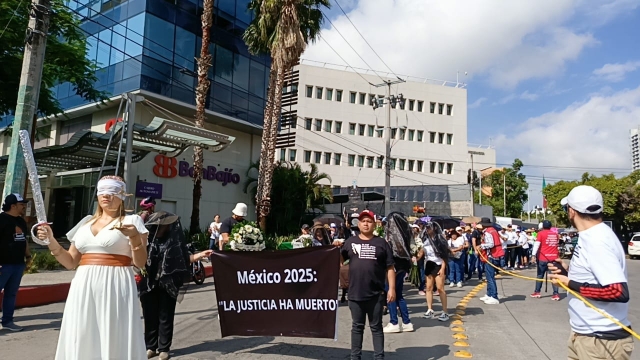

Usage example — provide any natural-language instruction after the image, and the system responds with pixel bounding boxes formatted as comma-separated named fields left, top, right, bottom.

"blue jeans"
left=0, top=263, right=26, bottom=325
left=485, top=259, right=499, bottom=299
left=534, top=261, right=559, bottom=295
left=385, top=270, right=410, bottom=325
left=467, top=253, right=477, bottom=279
left=477, top=260, right=484, bottom=280
left=448, top=257, right=463, bottom=284
left=417, top=258, right=426, bottom=291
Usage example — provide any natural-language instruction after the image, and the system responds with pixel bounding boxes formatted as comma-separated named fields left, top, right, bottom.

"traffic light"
left=467, top=169, right=472, bottom=184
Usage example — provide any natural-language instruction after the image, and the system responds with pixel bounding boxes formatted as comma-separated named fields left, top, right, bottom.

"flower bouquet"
left=229, top=221, right=265, bottom=251
left=291, top=234, right=313, bottom=249
left=373, top=225, right=385, bottom=238
left=409, top=237, right=423, bottom=288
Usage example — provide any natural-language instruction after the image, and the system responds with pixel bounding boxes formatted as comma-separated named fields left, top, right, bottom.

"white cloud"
left=303, top=0, right=614, bottom=89
left=494, top=86, right=640, bottom=184
left=519, top=91, right=539, bottom=101
left=592, top=61, right=640, bottom=82
left=468, top=97, right=487, bottom=109
left=493, top=91, right=540, bottom=105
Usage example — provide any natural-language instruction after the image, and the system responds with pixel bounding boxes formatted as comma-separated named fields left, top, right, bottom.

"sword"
left=18, top=130, right=50, bottom=246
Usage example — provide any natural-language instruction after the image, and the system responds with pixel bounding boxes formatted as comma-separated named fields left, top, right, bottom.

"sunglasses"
left=563, top=204, right=569, bottom=213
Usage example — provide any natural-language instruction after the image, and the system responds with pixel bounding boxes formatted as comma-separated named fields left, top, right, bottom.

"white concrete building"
left=278, top=62, right=496, bottom=193
left=631, top=127, right=640, bottom=171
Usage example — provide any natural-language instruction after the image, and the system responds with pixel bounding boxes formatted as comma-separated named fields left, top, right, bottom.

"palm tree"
left=305, top=163, right=332, bottom=212
left=244, top=0, right=330, bottom=230
left=190, top=0, right=214, bottom=233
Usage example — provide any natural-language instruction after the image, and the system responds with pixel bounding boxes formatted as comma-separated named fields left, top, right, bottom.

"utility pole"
left=527, top=189, right=531, bottom=222
left=371, top=78, right=405, bottom=216
left=3, top=0, right=51, bottom=199
left=503, top=172, right=506, bottom=217
left=468, top=151, right=484, bottom=216
left=123, top=93, right=136, bottom=187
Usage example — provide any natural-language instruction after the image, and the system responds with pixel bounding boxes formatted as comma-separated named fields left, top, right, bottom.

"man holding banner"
left=340, top=210, right=396, bottom=360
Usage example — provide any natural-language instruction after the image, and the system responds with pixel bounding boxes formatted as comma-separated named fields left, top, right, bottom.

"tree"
left=189, top=0, right=214, bottom=234
left=480, top=159, right=529, bottom=218
left=0, top=0, right=107, bottom=117
left=244, top=161, right=333, bottom=235
left=243, top=0, right=330, bottom=230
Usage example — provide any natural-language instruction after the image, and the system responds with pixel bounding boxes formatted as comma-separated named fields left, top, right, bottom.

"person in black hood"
left=418, top=221, right=450, bottom=322
left=139, top=211, right=212, bottom=360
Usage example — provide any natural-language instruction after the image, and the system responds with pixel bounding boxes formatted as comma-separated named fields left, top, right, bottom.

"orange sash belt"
left=79, top=253, right=132, bottom=267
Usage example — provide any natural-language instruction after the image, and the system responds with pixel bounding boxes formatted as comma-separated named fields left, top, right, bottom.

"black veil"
left=385, top=212, right=412, bottom=272
left=139, top=211, right=191, bottom=302
left=420, top=221, right=450, bottom=262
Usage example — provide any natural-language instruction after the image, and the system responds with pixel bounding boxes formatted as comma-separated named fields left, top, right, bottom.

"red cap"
left=358, top=210, right=375, bottom=221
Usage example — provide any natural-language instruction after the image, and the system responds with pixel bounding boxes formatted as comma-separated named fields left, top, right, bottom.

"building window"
left=369, top=94, right=376, bottom=105
left=314, top=151, right=322, bottom=163
left=391, top=128, right=397, bottom=139
left=417, top=160, right=423, bottom=172
left=303, top=150, right=311, bottom=163
left=417, top=101, right=424, bottom=112
left=447, top=133, right=453, bottom=144
left=325, top=120, right=332, bottom=132
left=366, top=156, right=374, bottom=168
left=399, top=128, right=406, bottom=140
left=324, top=152, right=331, bottom=164
left=438, top=162, right=444, bottom=173
left=447, top=104, right=453, bottom=115
left=350, top=92, right=356, bottom=103
left=349, top=123, right=356, bottom=135
left=429, top=131, right=436, bottom=143
left=335, top=121, right=342, bottom=133
left=348, top=154, right=355, bottom=166
left=326, top=88, right=333, bottom=100
left=390, top=158, right=397, bottom=170
left=438, top=132, right=444, bottom=144
left=367, top=125, right=375, bottom=137
left=408, top=160, right=414, bottom=171
left=359, top=93, right=366, bottom=105
left=336, top=90, right=343, bottom=102
left=408, top=129, right=415, bottom=141
left=399, top=159, right=406, bottom=170
left=430, top=102, right=435, bottom=113
left=417, top=130, right=424, bottom=142
left=280, top=149, right=286, bottom=161
left=316, top=87, right=323, bottom=99
left=447, top=163, right=453, bottom=174
left=289, top=149, right=297, bottom=161
left=377, top=156, right=384, bottom=168
left=304, top=118, right=312, bottom=130
left=335, top=153, right=342, bottom=165
left=409, top=100, right=415, bottom=111
left=438, top=103, right=444, bottom=114
left=377, top=128, right=383, bottom=138
left=430, top=161, right=436, bottom=173
left=315, top=119, right=322, bottom=131
left=306, top=86, right=313, bottom=98
left=358, top=124, right=365, bottom=136
left=357, top=155, right=364, bottom=167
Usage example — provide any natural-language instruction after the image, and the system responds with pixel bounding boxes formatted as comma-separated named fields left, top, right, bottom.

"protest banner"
left=211, top=246, right=340, bottom=338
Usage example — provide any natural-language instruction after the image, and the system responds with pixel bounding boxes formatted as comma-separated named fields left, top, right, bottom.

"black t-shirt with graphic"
left=0, top=212, right=28, bottom=264
left=341, top=235, right=394, bottom=301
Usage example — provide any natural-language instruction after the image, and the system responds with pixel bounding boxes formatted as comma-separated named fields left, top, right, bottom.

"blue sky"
left=304, top=0, right=640, bottom=209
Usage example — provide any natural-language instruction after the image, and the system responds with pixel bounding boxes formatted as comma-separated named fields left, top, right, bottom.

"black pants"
left=141, top=286, right=178, bottom=353
left=506, top=247, right=517, bottom=268
left=348, top=294, right=385, bottom=360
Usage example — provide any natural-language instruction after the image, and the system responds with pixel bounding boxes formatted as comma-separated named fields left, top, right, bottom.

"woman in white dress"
left=36, top=176, right=148, bottom=360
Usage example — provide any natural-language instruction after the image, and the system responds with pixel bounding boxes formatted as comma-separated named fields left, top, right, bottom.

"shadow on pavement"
left=171, top=336, right=276, bottom=356
left=14, top=311, right=63, bottom=331
left=245, top=342, right=451, bottom=359
left=500, top=294, right=526, bottom=303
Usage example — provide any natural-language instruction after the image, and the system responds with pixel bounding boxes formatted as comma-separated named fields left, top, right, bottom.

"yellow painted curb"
left=451, top=326, right=466, bottom=332
left=452, top=320, right=464, bottom=325
left=453, top=340, right=470, bottom=347
left=451, top=314, right=462, bottom=320
left=456, top=305, right=466, bottom=310
left=452, top=333, right=468, bottom=340
left=454, top=350, right=473, bottom=358
left=455, top=310, right=466, bottom=315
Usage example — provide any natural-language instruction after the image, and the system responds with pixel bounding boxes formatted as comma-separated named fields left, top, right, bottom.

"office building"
left=631, top=127, right=640, bottom=171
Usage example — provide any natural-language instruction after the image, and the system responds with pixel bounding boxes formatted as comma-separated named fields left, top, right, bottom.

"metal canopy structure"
left=0, top=117, right=235, bottom=177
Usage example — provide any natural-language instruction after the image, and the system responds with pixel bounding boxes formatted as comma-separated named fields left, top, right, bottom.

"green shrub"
left=265, top=234, right=296, bottom=250
left=26, top=250, right=64, bottom=273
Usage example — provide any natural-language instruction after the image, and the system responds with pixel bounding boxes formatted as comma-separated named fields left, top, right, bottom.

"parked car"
left=629, top=233, right=640, bottom=259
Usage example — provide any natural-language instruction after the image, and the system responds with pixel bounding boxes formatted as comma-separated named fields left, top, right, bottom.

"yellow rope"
left=477, top=253, right=640, bottom=341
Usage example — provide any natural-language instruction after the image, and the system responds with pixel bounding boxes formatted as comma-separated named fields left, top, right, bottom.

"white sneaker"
left=383, top=323, right=401, bottom=333
left=423, top=309, right=435, bottom=318
left=479, top=295, right=489, bottom=301
left=401, top=322, right=414, bottom=332
left=456, top=282, right=462, bottom=288
left=449, top=282, right=456, bottom=288
left=483, top=297, right=500, bottom=305
left=437, top=313, right=450, bottom=322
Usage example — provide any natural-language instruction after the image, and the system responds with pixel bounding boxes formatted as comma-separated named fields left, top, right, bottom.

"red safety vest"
left=480, top=227, right=504, bottom=262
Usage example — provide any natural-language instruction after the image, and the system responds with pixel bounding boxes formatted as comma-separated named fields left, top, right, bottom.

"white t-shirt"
left=506, top=231, right=518, bottom=245
left=209, top=221, right=221, bottom=239
left=423, top=240, right=443, bottom=265
left=568, top=223, right=630, bottom=334
left=518, top=233, right=529, bottom=249
left=448, top=237, right=465, bottom=259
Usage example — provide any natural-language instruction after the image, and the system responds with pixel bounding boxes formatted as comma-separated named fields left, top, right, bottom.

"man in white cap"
left=218, top=203, right=247, bottom=250
left=549, top=185, right=633, bottom=360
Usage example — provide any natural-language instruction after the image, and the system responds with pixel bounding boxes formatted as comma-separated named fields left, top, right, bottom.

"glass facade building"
left=55, top=0, right=270, bottom=126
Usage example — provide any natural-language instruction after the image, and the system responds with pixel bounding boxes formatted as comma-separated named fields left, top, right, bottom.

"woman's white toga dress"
left=55, top=214, right=148, bottom=360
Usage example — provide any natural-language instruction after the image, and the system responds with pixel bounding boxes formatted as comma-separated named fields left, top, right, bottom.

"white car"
left=629, top=234, right=640, bottom=259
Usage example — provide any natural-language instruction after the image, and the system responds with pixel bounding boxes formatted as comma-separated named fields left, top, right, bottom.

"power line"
left=317, top=34, right=374, bottom=86
left=332, top=0, right=400, bottom=79
left=0, top=0, right=25, bottom=39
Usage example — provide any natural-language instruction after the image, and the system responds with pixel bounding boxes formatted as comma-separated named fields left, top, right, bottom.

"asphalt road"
left=2, top=259, right=640, bottom=359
